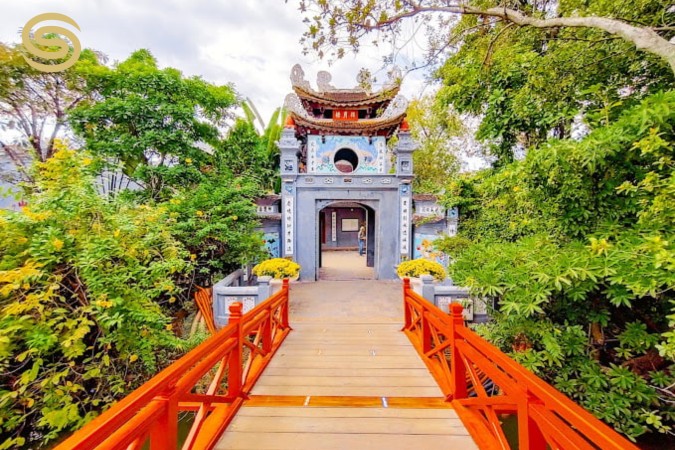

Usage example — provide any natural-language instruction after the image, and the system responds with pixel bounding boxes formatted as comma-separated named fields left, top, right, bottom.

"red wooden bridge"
left=55, top=279, right=638, bottom=450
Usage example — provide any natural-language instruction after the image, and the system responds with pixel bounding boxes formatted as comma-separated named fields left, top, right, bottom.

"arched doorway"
left=318, top=201, right=375, bottom=280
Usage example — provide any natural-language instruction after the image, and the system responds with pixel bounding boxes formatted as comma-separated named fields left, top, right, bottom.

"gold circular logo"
left=21, top=13, right=81, bottom=73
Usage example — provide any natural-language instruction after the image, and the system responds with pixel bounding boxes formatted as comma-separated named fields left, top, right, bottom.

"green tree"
left=407, top=95, right=462, bottom=193
left=167, top=174, right=266, bottom=288
left=237, top=100, right=287, bottom=193
left=0, top=143, right=191, bottom=448
left=295, top=1, right=674, bottom=165
left=296, top=0, right=675, bottom=72
left=70, top=49, right=237, bottom=199
left=444, top=92, right=675, bottom=440
left=0, top=43, right=101, bottom=178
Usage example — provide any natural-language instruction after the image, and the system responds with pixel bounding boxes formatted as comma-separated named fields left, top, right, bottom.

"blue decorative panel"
left=448, top=207, right=459, bottom=219
left=413, top=233, right=449, bottom=266
left=307, top=135, right=386, bottom=174
left=263, top=232, right=280, bottom=259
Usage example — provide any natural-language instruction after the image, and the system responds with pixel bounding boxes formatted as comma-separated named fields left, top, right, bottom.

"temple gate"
left=269, top=64, right=453, bottom=280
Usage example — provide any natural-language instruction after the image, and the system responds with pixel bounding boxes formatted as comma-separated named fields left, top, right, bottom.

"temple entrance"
left=318, top=202, right=375, bottom=280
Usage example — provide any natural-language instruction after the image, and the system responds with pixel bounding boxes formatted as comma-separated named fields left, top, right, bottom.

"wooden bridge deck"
left=215, top=280, right=477, bottom=450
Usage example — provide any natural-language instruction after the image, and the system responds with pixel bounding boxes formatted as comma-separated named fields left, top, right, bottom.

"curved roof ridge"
left=290, top=64, right=402, bottom=105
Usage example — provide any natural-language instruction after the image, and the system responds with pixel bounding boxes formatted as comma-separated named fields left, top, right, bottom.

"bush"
left=0, top=145, right=191, bottom=448
left=167, top=176, right=266, bottom=288
left=446, top=92, right=675, bottom=440
left=252, top=258, right=301, bottom=279
left=396, top=258, right=446, bottom=281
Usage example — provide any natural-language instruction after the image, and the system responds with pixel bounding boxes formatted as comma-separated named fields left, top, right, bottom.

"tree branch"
left=482, top=23, right=516, bottom=68
left=372, top=4, right=675, bottom=74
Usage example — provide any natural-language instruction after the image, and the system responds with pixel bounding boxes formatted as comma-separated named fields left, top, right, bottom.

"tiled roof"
left=288, top=111, right=406, bottom=135
left=255, top=195, right=280, bottom=206
left=413, top=194, right=438, bottom=201
left=292, top=85, right=400, bottom=108
left=412, top=214, right=445, bottom=225
left=257, top=213, right=282, bottom=220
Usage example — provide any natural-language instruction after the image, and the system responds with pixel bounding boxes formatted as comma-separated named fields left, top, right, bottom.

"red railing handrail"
left=55, top=279, right=291, bottom=450
left=402, top=278, right=639, bottom=450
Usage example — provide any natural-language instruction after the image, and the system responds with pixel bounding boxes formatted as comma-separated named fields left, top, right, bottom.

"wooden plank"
left=260, top=367, right=432, bottom=377
left=215, top=431, right=478, bottom=450
left=288, top=323, right=403, bottom=329
left=283, top=328, right=406, bottom=335
left=253, top=375, right=438, bottom=387
left=282, top=328, right=407, bottom=335
left=260, top=360, right=425, bottom=369
left=228, top=415, right=470, bottom=435
left=238, top=405, right=457, bottom=418
left=243, top=399, right=456, bottom=412
left=265, top=355, right=424, bottom=367
left=250, top=385, right=443, bottom=397
left=281, top=337, right=411, bottom=344
left=273, top=347, right=415, bottom=356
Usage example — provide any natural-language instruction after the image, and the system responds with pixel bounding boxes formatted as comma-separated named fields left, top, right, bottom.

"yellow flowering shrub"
left=396, top=258, right=446, bottom=281
left=252, top=258, right=301, bottom=279
left=0, top=142, right=192, bottom=448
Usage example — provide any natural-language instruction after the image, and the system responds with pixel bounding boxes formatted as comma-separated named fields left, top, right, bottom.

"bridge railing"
left=402, top=278, right=639, bottom=450
left=56, top=279, right=291, bottom=450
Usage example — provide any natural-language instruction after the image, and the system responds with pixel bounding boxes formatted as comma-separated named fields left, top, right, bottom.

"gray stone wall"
left=292, top=175, right=402, bottom=281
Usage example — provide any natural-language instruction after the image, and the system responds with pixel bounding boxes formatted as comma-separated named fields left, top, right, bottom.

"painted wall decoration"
left=283, top=196, right=294, bottom=255
left=417, top=204, right=443, bottom=216
left=448, top=207, right=459, bottom=219
left=263, top=232, right=280, bottom=259
left=413, top=234, right=449, bottom=266
left=331, top=211, right=337, bottom=242
left=307, top=135, right=386, bottom=174
left=400, top=196, right=411, bottom=254
left=448, top=223, right=458, bottom=236
left=257, top=205, right=277, bottom=213
left=447, top=206, right=459, bottom=236
left=436, top=297, right=474, bottom=320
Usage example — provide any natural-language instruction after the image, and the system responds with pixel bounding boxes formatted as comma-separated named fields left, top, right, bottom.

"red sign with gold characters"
left=333, top=109, right=358, bottom=121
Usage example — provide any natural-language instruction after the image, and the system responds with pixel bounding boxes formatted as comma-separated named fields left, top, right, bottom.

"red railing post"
left=403, top=277, right=411, bottom=329
left=449, top=302, right=468, bottom=399
left=262, top=305, right=273, bottom=354
left=281, top=278, right=290, bottom=329
left=150, top=390, right=178, bottom=449
left=227, top=302, right=243, bottom=396
left=421, top=307, right=431, bottom=353
left=518, top=390, right=546, bottom=450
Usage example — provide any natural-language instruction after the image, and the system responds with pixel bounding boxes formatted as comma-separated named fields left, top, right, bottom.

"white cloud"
left=0, top=0, right=436, bottom=122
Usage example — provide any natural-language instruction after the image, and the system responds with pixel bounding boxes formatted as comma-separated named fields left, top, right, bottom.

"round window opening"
left=334, top=148, right=359, bottom=173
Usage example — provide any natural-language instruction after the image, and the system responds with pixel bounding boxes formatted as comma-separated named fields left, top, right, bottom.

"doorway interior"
left=318, top=202, right=375, bottom=280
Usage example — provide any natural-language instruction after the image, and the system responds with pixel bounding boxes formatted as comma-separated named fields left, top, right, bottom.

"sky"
left=0, top=0, right=431, bottom=122
left=0, top=0, right=485, bottom=209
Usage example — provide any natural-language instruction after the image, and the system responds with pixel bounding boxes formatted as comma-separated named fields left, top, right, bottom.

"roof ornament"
left=283, top=93, right=304, bottom=117
left=380, top=95, right=408, bottom=119
left=290, top=64, right=310, bottom=90
left=316, top=70, right=336, bottom=92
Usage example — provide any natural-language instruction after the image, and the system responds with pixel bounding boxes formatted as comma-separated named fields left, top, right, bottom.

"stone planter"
left=399, top=274, right=437, bottom=297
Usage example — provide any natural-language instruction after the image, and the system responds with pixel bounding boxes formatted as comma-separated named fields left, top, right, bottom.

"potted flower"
left=396, top=258, right=446, bottom=282
left=252, top=258, right=301, bottom=281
